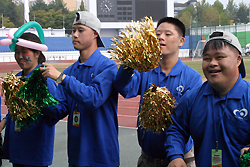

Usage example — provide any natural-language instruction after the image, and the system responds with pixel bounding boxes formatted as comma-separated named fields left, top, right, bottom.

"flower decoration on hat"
left=0, top=21, right=48, bottom=52
left=138, top=84, right=176, bottom=133
left=108, top=16, right=162, bottom=72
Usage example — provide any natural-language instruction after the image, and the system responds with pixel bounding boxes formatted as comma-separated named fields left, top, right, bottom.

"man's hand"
left=240, top=147, right=249, bottom=157
left=40, top=63, right=61, bottom=81
left=168, top=158, right=187, bottom=167
left=0, top=118, right=7, bottom=132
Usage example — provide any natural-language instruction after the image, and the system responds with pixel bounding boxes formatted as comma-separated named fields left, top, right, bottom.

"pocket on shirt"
left=224, top=117, right=250, bottom=145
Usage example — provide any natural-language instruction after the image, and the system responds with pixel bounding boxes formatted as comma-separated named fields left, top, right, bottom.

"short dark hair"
left=157, top=17, right=185, bottom=37
left=202, top=39, right=240, bottom=55
left=19, top=32, right=46, bottom=64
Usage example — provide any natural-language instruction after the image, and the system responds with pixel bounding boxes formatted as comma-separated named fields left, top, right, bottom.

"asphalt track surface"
left=0, top=61, right=141, bottom=167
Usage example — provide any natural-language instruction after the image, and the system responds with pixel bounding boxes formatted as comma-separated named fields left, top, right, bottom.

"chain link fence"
left=186, top=23, right=250, bottom=57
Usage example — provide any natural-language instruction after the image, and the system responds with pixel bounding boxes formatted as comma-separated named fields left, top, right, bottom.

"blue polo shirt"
left=115, top=58, right=202, bottom=159
left=166, top=75, right=250, bottom=166
left=42, top=48, right=119, bottom=167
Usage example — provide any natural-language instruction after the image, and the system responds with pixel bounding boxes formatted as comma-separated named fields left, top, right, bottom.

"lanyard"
left=212, top=93, right=228, bottom=151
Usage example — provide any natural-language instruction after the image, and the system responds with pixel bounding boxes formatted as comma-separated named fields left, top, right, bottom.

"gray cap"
left=73, top=11, right=105, bottom=48
left=205, top=31, right=245, bottom=78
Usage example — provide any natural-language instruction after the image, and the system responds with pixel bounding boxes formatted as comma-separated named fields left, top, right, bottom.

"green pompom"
left=14, top=68, right=59, bottom=128
left=239, top=149, right=250, bottom=167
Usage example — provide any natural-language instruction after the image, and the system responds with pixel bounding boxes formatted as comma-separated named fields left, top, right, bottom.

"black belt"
left=141, top=151, right=169, bottom=166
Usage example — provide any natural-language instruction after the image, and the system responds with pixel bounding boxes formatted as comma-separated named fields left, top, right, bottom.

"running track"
left=0, top=62, right=139, bottom=128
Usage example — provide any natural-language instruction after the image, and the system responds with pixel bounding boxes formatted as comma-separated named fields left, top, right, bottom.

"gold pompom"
left=138, top=84, right=176, bottom=133
left=1, top=73, right=39, bottom=125
left=108, top=16, right=162, bottom=72
left=1, top=73, right=25, bottom=109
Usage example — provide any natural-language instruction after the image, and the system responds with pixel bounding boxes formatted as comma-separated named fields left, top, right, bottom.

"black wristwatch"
left=56, top=73, right=65, bottom=84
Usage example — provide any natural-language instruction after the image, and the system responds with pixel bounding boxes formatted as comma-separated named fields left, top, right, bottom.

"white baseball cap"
left=205, top=31, right=245, bottom=78
left=73, top=11, right=105, bottom=48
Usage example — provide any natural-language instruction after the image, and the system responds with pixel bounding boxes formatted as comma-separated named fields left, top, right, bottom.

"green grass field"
left=183, top=57, right=250, bottom=82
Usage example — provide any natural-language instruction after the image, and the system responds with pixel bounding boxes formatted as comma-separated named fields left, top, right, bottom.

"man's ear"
left=179, top=36, right=185, bottom=47
left=237, top=54, right=242, bottom=67
left=35, top=51, right=41, bottom=59
left=94, top=31, right=99, bottom=38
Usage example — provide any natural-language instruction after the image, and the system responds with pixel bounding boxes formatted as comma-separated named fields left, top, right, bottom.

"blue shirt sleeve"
left=42, top=57, right=118, bottom=119
left=41, top=78, right=60, bottom=126
left=114, top=65, right=142, bottom=98
left=165, top=89, right=195, bottom=161
left=41, top=81, right=69, bottom=120
left=61, top=61, right=117, bottom=110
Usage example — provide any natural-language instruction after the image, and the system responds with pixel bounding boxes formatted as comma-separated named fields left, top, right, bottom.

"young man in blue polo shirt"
left=40, top=11, right=119, bottom=167
left=166, top=31, right=250, bottom=167
left=114, top=17, right=202, bottom=167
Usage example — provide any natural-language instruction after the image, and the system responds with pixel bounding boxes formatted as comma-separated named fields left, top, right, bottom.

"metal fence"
left=186, top=23, right=250, bottom=57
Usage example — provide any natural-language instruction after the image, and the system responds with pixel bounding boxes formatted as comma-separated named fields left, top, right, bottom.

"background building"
left=63, top=0, right=82, bottom=11
left=28, top=0, right=83, bottom=11
left=19, top=0, right=173, bottom=22
left=90, top=0, right=174, bottom=22
left=174, top=0, right=197, bottom=16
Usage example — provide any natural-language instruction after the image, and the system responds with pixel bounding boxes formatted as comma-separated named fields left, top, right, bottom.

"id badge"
left=14, top=121, right=21, bottom=132
left=212, top=149, right=222, bottom=167
left=73, top=111, right=80, bottom=127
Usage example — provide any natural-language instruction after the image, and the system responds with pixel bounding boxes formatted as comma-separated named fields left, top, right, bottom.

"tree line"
left=0, top=0, right=86, bottom=33
left=178, top=0, right=250, bottom=28
left=0, top=0, right=249, bottom=32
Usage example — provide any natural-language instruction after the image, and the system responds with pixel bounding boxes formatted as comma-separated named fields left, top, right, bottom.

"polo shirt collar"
left=203, top=74, right=246, bottom=99
left=17, top=64, right=41, bottom=78
left=75, top=48, right=101, bottom=68
left=153, top=58, right=184, bottom=76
